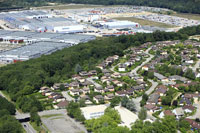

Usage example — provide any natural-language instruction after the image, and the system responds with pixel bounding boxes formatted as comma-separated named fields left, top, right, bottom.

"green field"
left=114, top=17, right=176, bottom=28
left=172, top=13, right=200, bottom=20
left=35, top=4, right=104, bottom=10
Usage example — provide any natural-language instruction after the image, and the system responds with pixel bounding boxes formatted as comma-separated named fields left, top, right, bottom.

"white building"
left=80, top=105, right=107, bottom=120
left=53, top=25, right=86, bottom=33
left=99, top=21, right=140, bottom=29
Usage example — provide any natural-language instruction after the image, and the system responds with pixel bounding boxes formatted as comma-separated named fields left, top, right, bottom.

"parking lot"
left=41, top=111, right=87, bottom=133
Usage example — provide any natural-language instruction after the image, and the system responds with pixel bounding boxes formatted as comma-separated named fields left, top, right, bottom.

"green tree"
left=138, top=107, right=147, bottom=120
left=110, top=96, right=121, bottom=107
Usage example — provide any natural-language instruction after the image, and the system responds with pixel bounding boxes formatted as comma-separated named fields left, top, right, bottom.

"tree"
left=121, top=96, right=129, bottom=107
left=66, top=101, right=85, bottom=122
left=147, top=71, right=154, bottom=79
left=59, top=84, right=66, bottom=91
left=30, top=107, right=41, bottom=126
left=138, top=107, right=147, bottom=120
left=110, top=96, right=121, bottom=107
left=126, top=100, right=136, bottom=112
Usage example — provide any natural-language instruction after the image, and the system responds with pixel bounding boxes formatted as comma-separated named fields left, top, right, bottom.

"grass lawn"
left=114, top=17, right=176, bottom=28
left=171, top=13, right=200, bottom=20
left=30, top=122, right=47, bottom=133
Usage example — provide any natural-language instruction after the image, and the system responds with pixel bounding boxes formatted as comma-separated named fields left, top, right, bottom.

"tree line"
left=0, top=25, right=199, bottom=112
left=1, top=0, right=200, bottom=14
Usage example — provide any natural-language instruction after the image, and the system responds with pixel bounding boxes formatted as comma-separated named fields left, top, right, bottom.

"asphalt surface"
left=61, top=91, right=74, bottom=101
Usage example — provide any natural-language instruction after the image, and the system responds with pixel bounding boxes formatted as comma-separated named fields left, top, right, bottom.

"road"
left=131, top=47, right=153, bottom=75
left=0, top=91, right=37, bottom=133
left=61, top=91, right=74, bottom=101
left=187, top=101, right=200, bottom=119
left=87, top=77, right=102, bottom=88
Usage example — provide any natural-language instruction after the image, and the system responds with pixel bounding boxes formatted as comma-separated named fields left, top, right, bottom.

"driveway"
left=61, top=91, right=74, bottom=101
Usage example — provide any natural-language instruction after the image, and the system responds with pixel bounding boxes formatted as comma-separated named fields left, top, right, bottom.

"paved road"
left=131, top=47, right=153, bottom=75
left=87, top=77, right=102, bottom=88
left=61, top=91, right=74, bottom=101
left=188, top=101, right=200, bottom=119
left=21, top=122, right=37, bottom=133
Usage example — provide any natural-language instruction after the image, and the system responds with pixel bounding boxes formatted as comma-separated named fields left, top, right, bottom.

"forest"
left=0, top=0, right=200, bottom=14
left=0, top=25, right=199, bottom=112
left=0, top=97, right=23, bottom=133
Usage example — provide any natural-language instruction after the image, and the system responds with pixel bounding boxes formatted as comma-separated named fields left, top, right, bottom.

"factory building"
left=0, top=42, right=71, bottom=63
left=99, top=21, right=140, bottom=29
left=0, top=30, right=96, bottom=63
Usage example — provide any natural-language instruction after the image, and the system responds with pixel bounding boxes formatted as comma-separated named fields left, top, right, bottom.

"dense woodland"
left=0, top=0, right=200, bottom=14
left=0, top=25, right=199, bottom=112
left=0, top=97, right=23, bottom=133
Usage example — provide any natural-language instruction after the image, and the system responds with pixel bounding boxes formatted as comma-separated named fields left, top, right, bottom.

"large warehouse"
left=0, top=42, right=71, bottom=63
left=99, top=21, right=140, bottom=29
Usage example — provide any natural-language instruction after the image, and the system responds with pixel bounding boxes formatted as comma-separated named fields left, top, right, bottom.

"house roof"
left=155, top=88, right=167, bottom=94
left=164, top=110, right=175, bottom=116
left=56, top=100, right=69, bottom=108
left=147, top=93, right=160, bottom=104
left=144, top=104, right=157, bottom=110
left=182, top=105, right=195, bottom=111
left=185, top=118, right=200, bottom=129
left=173, top=107, right=184, bottom=116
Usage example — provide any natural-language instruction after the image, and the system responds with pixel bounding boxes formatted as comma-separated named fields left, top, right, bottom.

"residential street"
left=61, top=91, right=74, bottom=101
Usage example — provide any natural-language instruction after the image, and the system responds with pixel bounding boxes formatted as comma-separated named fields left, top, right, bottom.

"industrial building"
left=0, top=30, right=96, bottom=45
left=0, top=30, right=96, bottom=63
left=0, top=10, right=86, bottom=33
left=98, top=21, right=140, bottom=29
left=0, top=42, right=71, bottom=63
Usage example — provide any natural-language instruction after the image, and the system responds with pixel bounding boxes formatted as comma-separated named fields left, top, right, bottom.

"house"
left=54, top=100, right=69, bottom=109
left=53, top=95, right=65, bottom=103
left=132, top=85, right=145, bottom=91
left=104, top=93, right=115, bottom=101
left=81, top=105, right=107, bottom=119
left=172, top=108, right=184, bottom=119
left=113, top=80, right=123, bottom=87
left=102, top=69, right=111, bottom=74
left=144, top=104, right=159, bottom=113
left=118, top=64, right=126, bottom=72
left=94, top=87, right=104, bottom=94
left=159, top=110, right=175, bottom=118
left=179, top=97, right=192, bottom=106
left=96, top=62, right=106, bottom=70
left=147, top=93, right=160, bottom=105
left=39, top=86, right=50, bottom=93
left=82, top=87, right=90, bottom=95
left=48, top=92, right=60, bottom=99
left=155, top=85, right=168, bottom=96
left=126, top=88, right=134, bottom=96
left=42, top=90, right=52, bottom=96
left=115, top=90, right=127, bottom=97
left=111, top=72, right=121, bottom=78
left=80, top=95, right=92, bottom=104
left=154, top=72, right=167, bottom=81
left=168, top=75, right=188, bottom=83
left=142, top=65, right=149, bottom=71
left=185, top=118, right=200, bottom=130
left=93, top=95, right=104, bottom=104
left=79, top=71, right=89, bottom=77
left=89, top=70, right=97, bottom=76
left=105, top=85, right=115, bottom=92
left=81, top=80, right=93, bottom=88
left=182, top=105, right=195, bottom=113
left=72, top=74, right=81, bottom=80
left=69, top=81, right=79, bottom=89
left=69, top=89, right=80, bottom=96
